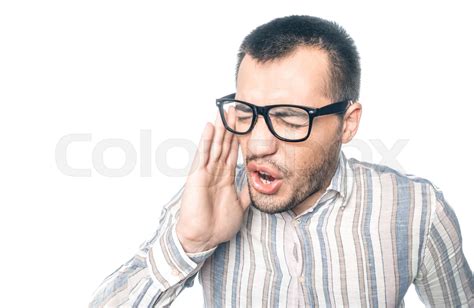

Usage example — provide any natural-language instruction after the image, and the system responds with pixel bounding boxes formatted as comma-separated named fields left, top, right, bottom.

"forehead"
left=236, top=46, right=331, bottom=108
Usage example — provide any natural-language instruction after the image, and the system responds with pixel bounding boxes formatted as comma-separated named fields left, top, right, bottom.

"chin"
left=251, top=202, right=291, bottom=214
left=249, top=186, right=296, bottom=214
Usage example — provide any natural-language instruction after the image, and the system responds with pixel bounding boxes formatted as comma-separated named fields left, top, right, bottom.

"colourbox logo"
left=55, top=129, right=409, bottom=177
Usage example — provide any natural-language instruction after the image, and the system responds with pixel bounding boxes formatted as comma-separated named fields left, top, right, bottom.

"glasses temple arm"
left=315, top=100, right=353, bottom=116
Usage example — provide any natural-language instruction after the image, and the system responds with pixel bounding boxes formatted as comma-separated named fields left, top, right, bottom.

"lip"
left=247, top=161, right=284, bottom=195
left=246, top=162, right=283, bottom=179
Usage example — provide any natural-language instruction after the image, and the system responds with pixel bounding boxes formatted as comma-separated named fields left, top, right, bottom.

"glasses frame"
left=216, top=93, right=353, bottom=142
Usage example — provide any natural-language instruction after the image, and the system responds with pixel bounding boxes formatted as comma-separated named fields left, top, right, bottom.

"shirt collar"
left=326, top=150, right=354, bottom=208
left=291, top=150, right=355, bottom=218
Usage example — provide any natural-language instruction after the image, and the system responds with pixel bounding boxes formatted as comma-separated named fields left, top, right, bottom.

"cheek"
left=279, top=145, right=316, bottom=173
left=280, top=137, right=329, bottom=174
left=305, top=120, right=341, bottom=154
left=312, top=118, right=342, bottom=142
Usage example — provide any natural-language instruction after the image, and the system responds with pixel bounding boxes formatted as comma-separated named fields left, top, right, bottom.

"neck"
left=291, top=182, right=328, bottom=217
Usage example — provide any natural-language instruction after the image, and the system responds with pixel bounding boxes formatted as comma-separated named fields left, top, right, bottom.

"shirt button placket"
left=292, top=217, right=306, bottom=306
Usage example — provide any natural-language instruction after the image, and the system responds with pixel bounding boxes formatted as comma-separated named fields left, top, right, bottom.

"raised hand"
left=176, top=108, right=250, bottom=253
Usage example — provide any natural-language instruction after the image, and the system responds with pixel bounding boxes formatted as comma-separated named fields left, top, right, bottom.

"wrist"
left=176, top=226, right=215, bottom=253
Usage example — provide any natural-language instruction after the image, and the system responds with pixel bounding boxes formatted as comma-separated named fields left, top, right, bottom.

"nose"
left=246, top=115, right=278, bottom=157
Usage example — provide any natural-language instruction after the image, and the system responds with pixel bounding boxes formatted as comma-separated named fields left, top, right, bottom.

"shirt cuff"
left=186, top=246, right=217, bottom=263
left=146, top=223, right=215, bottom=288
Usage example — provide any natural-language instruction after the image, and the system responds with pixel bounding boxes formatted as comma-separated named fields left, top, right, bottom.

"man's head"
left=234, top=15, right=362, bottom=215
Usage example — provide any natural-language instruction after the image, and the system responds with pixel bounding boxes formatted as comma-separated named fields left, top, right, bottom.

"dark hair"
left=236, top=15, right=361, bottom=102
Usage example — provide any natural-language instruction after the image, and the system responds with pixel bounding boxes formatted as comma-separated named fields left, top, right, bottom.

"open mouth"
left=247, top=162, right=284, bottom=195
left=258, top=171, right=275, bottom=184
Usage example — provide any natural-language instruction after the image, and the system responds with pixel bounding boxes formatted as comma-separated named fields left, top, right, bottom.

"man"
left=90, top=15, right=473, bottom=307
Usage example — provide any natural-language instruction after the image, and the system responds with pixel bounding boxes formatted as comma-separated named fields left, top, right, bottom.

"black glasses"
left=216, top=93, right=353, bottom=142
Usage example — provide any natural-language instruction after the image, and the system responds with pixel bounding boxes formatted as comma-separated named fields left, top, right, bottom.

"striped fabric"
left=90, top=151, right=473, bottom=307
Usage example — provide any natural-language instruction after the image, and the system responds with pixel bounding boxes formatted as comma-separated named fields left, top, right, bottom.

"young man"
left=90, top=15, right=473, bottom=307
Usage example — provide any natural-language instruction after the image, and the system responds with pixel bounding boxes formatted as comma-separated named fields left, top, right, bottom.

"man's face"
left=236, top=46, right=343, bottom=214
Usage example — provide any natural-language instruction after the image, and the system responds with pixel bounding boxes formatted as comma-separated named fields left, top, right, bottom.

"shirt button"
left=293, top=219, right=300, bottom=226
left=171, top=268, right=180, bottom=276
left=298, top=276, right=305, bottom=284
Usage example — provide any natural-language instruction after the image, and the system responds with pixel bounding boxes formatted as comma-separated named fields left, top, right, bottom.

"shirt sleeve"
left=413, top=189, right=473, bottom=307
left=88, top=186, right=216, bottom=308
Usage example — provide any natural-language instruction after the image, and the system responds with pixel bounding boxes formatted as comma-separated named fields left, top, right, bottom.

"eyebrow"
left=235, top=104, right=252, bottom=112
left=270, top=109, right=307, bottom=117
left=234, top=102, right=308, bottom=117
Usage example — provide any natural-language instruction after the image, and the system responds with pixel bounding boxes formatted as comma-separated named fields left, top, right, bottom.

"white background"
left=1, top=1, right=473, bottom=307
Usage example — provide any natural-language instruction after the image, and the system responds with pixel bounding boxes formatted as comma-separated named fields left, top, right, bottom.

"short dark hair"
left=236, top=15, right=361, bottom=102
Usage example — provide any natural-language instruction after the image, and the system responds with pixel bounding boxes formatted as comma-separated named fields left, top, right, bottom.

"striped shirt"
left=90, top=151, right=473, bottom=307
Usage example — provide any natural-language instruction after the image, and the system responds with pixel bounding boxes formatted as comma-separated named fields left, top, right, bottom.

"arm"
left=414, top=190, right=473, bottom=307
left=88, top=187, right=216, bottom=308
left=90, top=112, right=250, bottom=307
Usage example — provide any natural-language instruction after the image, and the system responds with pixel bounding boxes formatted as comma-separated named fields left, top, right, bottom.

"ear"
left=341, top=102, right=362, bottom=144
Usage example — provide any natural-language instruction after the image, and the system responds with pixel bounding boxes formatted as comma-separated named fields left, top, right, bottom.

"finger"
left=226, top=133, right=239, bottom=168
left=238, top=181, right=251, bottom=211
left=190, top=122, right=214, bottom=173
left=209, top=111, right=226, bottom=163
left=221, top=106, right=235, bottom=161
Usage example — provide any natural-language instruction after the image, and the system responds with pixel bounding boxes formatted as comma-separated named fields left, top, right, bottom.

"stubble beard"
left=247, top=138, right=342, bottom=214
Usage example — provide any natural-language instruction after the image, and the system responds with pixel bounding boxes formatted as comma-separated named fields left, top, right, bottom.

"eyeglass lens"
left=220, top=101, right=310, bottom=140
